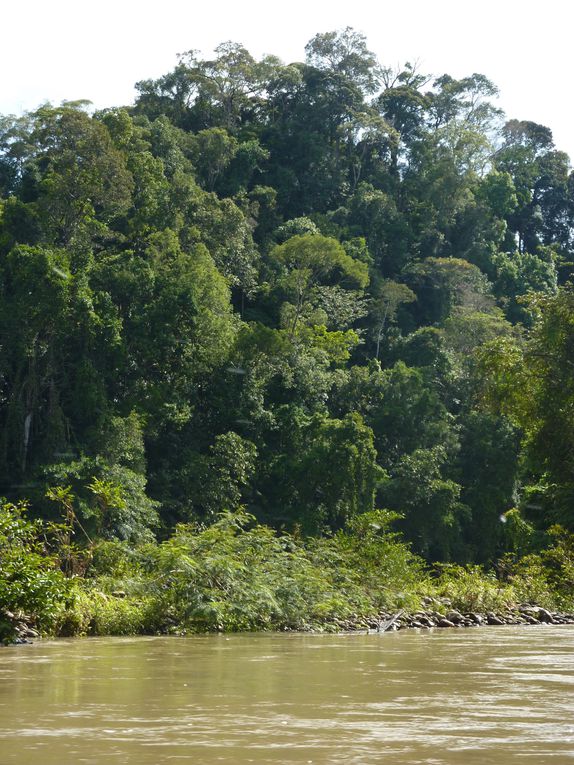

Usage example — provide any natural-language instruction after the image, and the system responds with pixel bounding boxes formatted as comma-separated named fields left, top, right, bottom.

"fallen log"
left=377, top=610, right=404, bottom=633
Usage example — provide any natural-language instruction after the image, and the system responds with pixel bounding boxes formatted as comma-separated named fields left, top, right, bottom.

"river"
left=1, top=625, right=573, bottom=764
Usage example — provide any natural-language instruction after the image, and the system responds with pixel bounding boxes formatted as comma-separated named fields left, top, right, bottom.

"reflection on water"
left=1, top=626, right=573, bottom=764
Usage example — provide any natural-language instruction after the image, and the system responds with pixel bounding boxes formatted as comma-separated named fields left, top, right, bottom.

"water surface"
left=1, top=626, right=573, bottom=763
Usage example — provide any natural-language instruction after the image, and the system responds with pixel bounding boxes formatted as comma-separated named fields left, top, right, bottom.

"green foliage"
left=189, top=128, right=238, bottom=190
left=501, top=507, right=537, bottom=557
left=275, top=217, right=320, bottom=243
left=504, top=555, right=557, bottom=610
left=2, top=504, right=572, bottom=639
left=479, top=288, right=574, bottom=532
left=0, top=500, right=69, bottom=639
left=1, top=30, right=574, bottom=630
left=536, top=526, right=574, bottom=609
left=271, top=234, right=369, bottom=290
left=57, top=586, right=158, bottom=637
left=431, top=564, right=513, bottom=613
left=381, top=446, right=467, bottom=561
left=81, top=510, right=424, bottom=633
left=406, top=257, right=493, bottom=325
left=490, top=249, right=557, bottom=321
left=43, top=456, right=159, bottom=544
left=475, top=170, right=518, bottom=218
left=338, top=510, right=428, bottom=610
left=186, top=432, right=258, bottom=519
left=369, top=279, right=416, bottom=360
left=255, top=410, right=382, bottom=533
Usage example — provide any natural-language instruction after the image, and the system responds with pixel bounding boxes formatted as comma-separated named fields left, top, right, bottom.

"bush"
left=430, top=564, right=513, bottom=612
left=0, top=500, right=70, bottom=640
left=134, top=510, right=423, bottom=632
left=7, top=504, right=573, bottom=640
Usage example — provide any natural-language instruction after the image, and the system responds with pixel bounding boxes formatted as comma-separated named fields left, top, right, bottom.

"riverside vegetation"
left=2, top=502, right=574, bottom=641
left=1, top=30, right=574, bottom=641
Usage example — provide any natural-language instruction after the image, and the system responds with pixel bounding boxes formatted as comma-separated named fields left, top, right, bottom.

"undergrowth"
left=2, top=501, right=573, bottom=640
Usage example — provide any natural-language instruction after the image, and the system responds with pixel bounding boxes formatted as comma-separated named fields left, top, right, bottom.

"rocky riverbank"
left=333, top=601, right=574, bottom=633
left=4, top=601, right=574, bottom=644
left=0, top=610, right=40, bottom=644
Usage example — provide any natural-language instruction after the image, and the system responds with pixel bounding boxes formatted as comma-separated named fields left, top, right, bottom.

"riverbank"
left=335, top=603, right=574, bottom=633
left=3, top=506, right=574, bottom=643
left=5, top=602, right=574, bottom=645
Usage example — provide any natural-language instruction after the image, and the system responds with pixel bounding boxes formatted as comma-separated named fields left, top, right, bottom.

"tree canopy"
left=1, top=30, right=574, bottom=571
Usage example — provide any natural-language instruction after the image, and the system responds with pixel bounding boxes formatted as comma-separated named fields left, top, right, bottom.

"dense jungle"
left=1, top=29, right=574, bottom=640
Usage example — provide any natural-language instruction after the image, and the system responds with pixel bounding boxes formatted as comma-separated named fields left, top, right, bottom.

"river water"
left=1, top=626, right=573, bottom=764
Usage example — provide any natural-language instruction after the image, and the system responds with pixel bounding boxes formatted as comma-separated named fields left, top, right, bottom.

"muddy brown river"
left=1, top=625, right=573, bottom=763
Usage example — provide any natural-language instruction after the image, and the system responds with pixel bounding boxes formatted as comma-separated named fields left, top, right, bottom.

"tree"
left=456, top=411, right=520, bottom=563
left=258, top=409, right=382, bottom=533
left=376, top=62, right=430, bottom=170
left=0, top=105, right=133, bottom=248
left=269, top=233, right=368, bottom=334
left=135, top=43, right=282, bottom=133
left=369, top=280, right=416, bottom=360
left=370, top=361, right=457, bottom=467
left=0, top=245, right=74, bottom=480
left=190, top=432, right=258, bottom=519
left=305, top=27, right=381, bottom=95
left=477, top=287, right=574, bottom=530
left=347, top=183, right=412, bottom=274
left=189, top=192, right=259, bottom=293
left=189, top=127, right=238, bottom=190
left=495, top=120, right=574, bottom=257
left=406, top=257, right=494, bottom=325
left=380, top=445, right=467, bottom=561
left=519, top=288, right=574, bottom=528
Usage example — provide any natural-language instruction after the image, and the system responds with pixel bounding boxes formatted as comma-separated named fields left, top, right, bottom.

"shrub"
left=430, top=564, right=513, bottom=612
left=0, top=500, right=70, bottom=640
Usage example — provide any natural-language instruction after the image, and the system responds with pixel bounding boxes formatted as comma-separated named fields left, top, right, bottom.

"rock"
left=437, top=618, right=455, bottom=628
left=537, top=608, right=556, bottom=624
left=486, top=613, right=505, bottom=625
left=445, top=610, right=464, bottom=624
left=519, top=605, right=539, bottom=616
left=467, top=613, right=483, bottom=625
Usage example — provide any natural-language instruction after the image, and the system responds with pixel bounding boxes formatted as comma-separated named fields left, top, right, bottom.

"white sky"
left=2, top=0, right=574, bottom=160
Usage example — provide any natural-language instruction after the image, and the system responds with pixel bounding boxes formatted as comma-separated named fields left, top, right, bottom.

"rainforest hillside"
left=1, top=28, right=574, bottom=573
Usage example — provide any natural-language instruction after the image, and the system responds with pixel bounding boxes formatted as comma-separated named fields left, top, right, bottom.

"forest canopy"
left=1, top=28, right=574, bottom=578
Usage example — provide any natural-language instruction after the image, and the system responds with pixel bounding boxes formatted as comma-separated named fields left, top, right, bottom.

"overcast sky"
left=3, top=0, right=573, bottom=159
